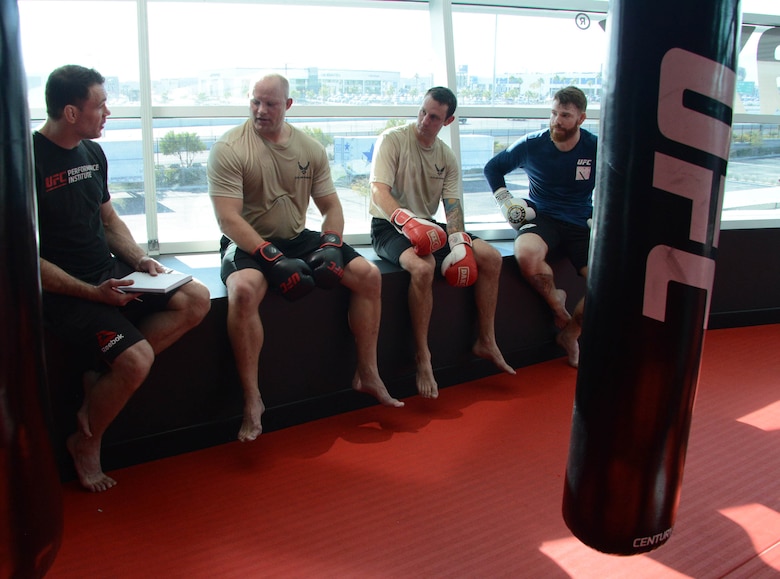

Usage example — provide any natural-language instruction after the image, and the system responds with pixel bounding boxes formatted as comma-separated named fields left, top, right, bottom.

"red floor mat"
left=46, top=325, right=780, bottom=578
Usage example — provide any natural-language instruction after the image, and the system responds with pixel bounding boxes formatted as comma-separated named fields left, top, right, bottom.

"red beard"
left=550, top=124, right=578, bottom=143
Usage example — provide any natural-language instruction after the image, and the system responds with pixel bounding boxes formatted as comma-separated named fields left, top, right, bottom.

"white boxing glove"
left=441, top=232, right=478, bottom=287
left=493, top=187, right=536, bottom=230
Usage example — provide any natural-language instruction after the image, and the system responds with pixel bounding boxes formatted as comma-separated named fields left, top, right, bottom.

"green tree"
left=159, top=131, right=206, bottom=168
left=379, top=119, right=408, bottom=133
left=302, top=126, right=333, bottom=148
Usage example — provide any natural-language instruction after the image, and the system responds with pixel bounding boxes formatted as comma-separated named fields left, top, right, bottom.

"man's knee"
left=515, top=235, right=547, bottom=270
left=473, top=240, right=502, bottom=274
left=402, top=252, right=435, bottom=285
left=179, top=281, right=211, bottom=323
left=343, top=257, right=381, bottom=296
left=226, top=270, right=266, bottom=310
left=112, top=340, right=155, bottom=387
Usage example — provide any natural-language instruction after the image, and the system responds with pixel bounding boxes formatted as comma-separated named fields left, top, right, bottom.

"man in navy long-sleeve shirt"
left=483, top=86, right=596, bottom=368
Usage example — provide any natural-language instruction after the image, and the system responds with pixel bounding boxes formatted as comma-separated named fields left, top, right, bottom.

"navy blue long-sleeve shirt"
left=483, top=128, right=597, bottom=226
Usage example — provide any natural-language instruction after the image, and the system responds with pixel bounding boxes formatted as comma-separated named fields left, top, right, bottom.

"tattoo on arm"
left=443, top=198, right=464, bottom=234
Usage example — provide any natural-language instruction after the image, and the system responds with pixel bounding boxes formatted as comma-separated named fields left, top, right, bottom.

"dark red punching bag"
left=1, top=0, right=64, bottom=576
left=562, top=0, right=741, bottom=556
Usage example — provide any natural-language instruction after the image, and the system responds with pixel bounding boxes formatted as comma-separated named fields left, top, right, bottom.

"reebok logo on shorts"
left=97, top=330, right=125, bottom=353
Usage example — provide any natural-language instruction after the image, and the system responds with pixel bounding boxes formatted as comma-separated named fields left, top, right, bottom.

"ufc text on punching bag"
left=1, top=0, right=64, bottom=576
left=561, top=0, right=740, bottom=556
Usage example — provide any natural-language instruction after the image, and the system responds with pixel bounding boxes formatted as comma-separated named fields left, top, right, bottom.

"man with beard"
left=483, top=86, right=596, bottom=368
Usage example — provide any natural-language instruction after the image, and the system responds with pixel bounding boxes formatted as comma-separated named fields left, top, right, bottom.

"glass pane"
left=153, top=119, right=242, bottom=244
left=464, top=119, right=780, bottom=225
left=147, top=2, right=435, bottom=106
left=453, top=10, right=607, bottom=107
left=150, top=116, right=425, bottom=242
left=18, top=1, right=139, bottom=110
left=737, top=25, right=780, bottom=115
left=725, top=122, right=780, bottom=220
left=98, top=118, right=147, bottom=243
left=459, top=117, right=601, bottom=229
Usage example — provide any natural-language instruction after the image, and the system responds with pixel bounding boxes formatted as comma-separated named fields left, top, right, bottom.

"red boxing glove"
left=391, top=208, right=446, bottom=256
left=441, top=232, right=478, bottom=287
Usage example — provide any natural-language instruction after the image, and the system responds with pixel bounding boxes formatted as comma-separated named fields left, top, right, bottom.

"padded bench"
left=43, top=242, right=586, bottom=479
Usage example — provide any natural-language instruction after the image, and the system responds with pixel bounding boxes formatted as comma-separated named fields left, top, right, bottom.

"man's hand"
left=136, top=255, right=167, bottom=275
left=96, top=279, right=140, bottom=306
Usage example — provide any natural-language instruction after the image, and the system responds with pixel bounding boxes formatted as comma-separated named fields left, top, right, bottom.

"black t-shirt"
left=33, top=132, right=114, bottom=284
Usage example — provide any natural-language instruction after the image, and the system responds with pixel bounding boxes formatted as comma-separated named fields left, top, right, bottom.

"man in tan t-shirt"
left=370, top=86, right=516, bottom=399
left=208, top=74, right=403, bottom=442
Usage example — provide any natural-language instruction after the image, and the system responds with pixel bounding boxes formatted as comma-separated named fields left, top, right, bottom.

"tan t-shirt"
left=369, top=123, right=462, bottom=220
left=207, top=120, right=335, bottom=239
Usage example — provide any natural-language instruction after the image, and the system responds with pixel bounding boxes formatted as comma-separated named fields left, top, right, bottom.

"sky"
left=18, top=1, right=607, bottom=82
left=17, top=0, right=777, bottom=86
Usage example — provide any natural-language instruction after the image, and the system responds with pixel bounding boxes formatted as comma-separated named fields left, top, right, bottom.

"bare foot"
left=473, top=340, right=516, bottom=375
left=77, top=370, right=100, bottom=438
left=238, top=396, right=265, bottom=442
left=552, top=289, right=572, bottom=329
left=353, top=372, right=404, bottom=407
left=556, top=327, right=580, bottom=368
left=66, top=432, right=116, bottom=492
left=415, top=357, right=439, bottom=399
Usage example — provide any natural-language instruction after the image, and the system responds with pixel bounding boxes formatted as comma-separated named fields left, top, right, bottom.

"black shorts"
left=370, top=217, right=479, bottom=273
left=517, top=214, right=590, bottom=272
left=42, top=259, right=174, bottom=364
left=220, top=230, right=361, bottom=284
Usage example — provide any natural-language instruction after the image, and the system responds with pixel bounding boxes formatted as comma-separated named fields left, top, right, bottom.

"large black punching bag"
left=1, top=0, right=64, bottom=576
left=561, top=0, right=740, bottom=556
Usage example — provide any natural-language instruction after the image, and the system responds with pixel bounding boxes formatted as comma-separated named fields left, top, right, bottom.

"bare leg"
left=225, top=270, right=267, bottom=442
left=557, top=294, right=585, bottom=368
left=399, top=250, right=438, bottom=399
left=343, top=259, right=404, bottom=407
left=515, top=234, right=572, bottom=329
left=77, top=369, right=100, bottom=438
left=68, top=341, right=154, bottom=492
left=471, top=241, right=516, bottom=375
left=69, top=281, right=208, bottom=491
left=135, top=280, right=211, bottom=354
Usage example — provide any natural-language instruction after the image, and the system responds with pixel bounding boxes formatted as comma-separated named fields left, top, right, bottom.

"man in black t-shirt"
left=34, top=65, right=211, bottom=492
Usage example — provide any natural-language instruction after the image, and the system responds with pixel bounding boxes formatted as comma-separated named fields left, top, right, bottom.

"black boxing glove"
left=305, top=231, right=345, bottom=289
left=253, top=241, right=315, bottom=301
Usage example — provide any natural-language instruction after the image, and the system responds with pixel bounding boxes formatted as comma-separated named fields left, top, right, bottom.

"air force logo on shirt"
left=576, top=158, right=592, bottom=181
left=296, top=160, right=311, bottom=180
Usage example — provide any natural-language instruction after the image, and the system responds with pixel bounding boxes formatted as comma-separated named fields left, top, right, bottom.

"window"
left=20, top=1, right=139, bottom=111
left=20, top=0, right=780, bottom=253
left=146, top=2, right=435, bottom=107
